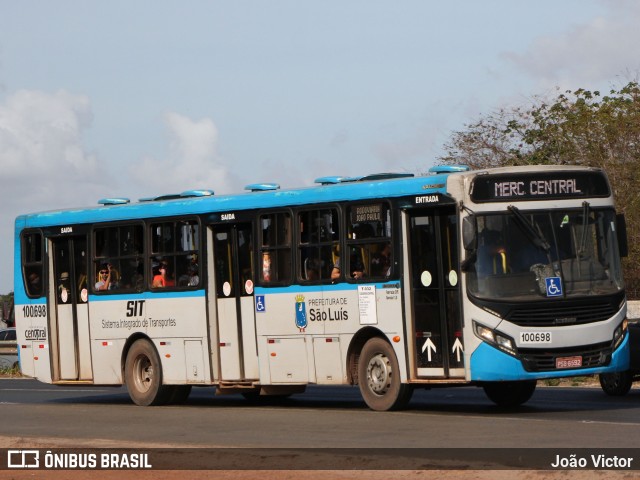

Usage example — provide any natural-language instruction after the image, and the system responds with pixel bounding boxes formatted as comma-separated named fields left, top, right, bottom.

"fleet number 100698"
left=520, top=332, right=552, bottom=344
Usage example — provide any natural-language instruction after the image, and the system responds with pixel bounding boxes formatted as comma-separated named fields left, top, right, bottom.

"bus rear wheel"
left=125, top=339, right=171, bottom=406
left=358, top=337, right=413, bottom=411
left=482, top=380, right=537, bottom=407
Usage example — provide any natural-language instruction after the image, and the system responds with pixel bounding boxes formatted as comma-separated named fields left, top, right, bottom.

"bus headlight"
left=613, top=318, right=628, bottom=349
left=474, top=321, right=517, bottom=356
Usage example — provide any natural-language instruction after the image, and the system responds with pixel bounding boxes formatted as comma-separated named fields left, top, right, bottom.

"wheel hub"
left=134, top=356, right=153, bottom=393
left=367, top=353, right=392, bottom=395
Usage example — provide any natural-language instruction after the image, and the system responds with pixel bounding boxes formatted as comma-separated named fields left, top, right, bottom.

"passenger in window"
left=372, top=242, right=392, bottom=277
left=332, top=251, right=365, bottom=280
left=58, top=272, right=70, bottom=301
left=349, top=250, right=365, bottom=279
left=153, top=261, right=175, bottom=288
left=331, top=253, right=341, bottom=281
left=27, top=272, right=42, bottom=295
left=179, top=264, right=200, bottom=286
left=95, top=263, right=112, bottom=290
left=262, top=252, right=272, bottom=282
left=187, top=264, right=199, bottom=286
left=305, top=257, right=321, bottom=281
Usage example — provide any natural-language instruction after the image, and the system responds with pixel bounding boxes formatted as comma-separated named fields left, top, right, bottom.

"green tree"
left=0, top=292, right=14, bottom=327
left=440, top=82, right=640, bottom=298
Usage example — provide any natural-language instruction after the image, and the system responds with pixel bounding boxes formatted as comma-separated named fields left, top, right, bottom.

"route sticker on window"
left=545, top=277, right=563, bottom=297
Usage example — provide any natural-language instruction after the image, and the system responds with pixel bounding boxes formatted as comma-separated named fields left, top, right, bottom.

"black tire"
left=599, top=371, right=633, bottom=396
left=168, top=385, right=193, bottom=404
left=483, top=380, right=537, bottom=407
left=125, top=339, right=171, bottom=406
left=358, top=337, right=413, bottom=411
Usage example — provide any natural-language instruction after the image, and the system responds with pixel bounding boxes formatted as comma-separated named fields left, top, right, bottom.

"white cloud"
left=0, top=89, right=108, bottom=293
left=129, top=112, right=238, bottom=196
left=502, top=1, right=640, bottom=89
left=0, top=89, right=113, bottom=212
left=1, top=90, right=88, bottom=170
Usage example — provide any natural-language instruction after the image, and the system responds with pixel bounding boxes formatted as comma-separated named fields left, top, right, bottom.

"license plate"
left=556, top=356, right=582, bottom=369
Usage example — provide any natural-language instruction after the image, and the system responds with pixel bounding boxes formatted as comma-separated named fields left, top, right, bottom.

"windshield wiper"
left=508, top=205, right=551, bottom=252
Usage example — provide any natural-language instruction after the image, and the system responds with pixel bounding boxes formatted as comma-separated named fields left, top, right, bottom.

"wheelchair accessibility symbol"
left=545, top=277, right=563, bottom=297
left=255, top=295, right=266, bottom=312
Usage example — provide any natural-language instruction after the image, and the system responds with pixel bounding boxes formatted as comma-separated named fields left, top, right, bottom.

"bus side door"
left=403, top=207, right=464, bottom=379
left=208, top=222, right=258, bottom=382
left=50, top=235, right=92, bottom=381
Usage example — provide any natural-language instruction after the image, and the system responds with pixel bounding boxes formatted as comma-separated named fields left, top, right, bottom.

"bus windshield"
left=466, top=206, right=624, bottom=301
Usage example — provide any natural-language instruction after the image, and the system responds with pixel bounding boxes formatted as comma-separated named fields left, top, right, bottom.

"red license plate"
left=556, top=356, right=582, bottom=369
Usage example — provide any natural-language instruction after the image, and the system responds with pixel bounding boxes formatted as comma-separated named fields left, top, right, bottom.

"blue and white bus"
left=14, top=165, right=629, bottom=410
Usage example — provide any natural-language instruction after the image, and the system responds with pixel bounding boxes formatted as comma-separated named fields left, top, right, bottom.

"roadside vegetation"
left=542, top=376, right=599, bottom=387
left=0, top=365, right=22, bottom=378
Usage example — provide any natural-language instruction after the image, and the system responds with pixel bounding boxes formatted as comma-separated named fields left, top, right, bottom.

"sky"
left=1, top=0, right=640, bottom=294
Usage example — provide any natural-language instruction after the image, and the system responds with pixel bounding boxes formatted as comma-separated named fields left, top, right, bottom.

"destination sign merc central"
left=470, top=170, right=610, bottom=203
left=494, top=179, right=581, bottom=198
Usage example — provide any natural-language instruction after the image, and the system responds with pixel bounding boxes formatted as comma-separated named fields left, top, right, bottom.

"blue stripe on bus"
left=88, top=289, right=206, bottom=302
left=13, top=282, right=395, bottom=304
left=254, top=282, right=400, bottom=295
left=469, top=334, right=630, bottom=381
left=14, top=290, right=206, bottom=304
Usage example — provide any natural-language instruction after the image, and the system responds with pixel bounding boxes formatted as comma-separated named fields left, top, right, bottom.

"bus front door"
left=404, top=208, right=464, bottom=379
left=50, top=236, right=92, bottom=381
left=209, top=223, right=258, bottom=382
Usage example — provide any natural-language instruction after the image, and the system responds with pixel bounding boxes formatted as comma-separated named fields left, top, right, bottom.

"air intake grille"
left=506, top=302, right=618, bottom=327
left=519, top=342, right=612, bottom=372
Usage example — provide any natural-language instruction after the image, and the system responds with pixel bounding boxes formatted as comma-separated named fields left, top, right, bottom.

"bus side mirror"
left=617, top=213, right=628, bottom=258
left=462, top=216, right=477, bottom=252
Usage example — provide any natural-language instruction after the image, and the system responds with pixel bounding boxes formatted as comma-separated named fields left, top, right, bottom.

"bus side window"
left=260, top=212, right=291, bottom=284
left=297, top=208, right=339, bottom=283
left=94, top=224, right=143, bottom=293
left=149, top=220, right=200, bottom=290
left=346, top=203, right=393, bottom=281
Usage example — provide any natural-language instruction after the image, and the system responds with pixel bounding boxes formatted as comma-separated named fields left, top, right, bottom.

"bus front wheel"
left=358, top=337, right=413, bottom=411
left=125, top=339, right=171, bottom=406
left=482, top=380, right=537, bottom=407
left=599, top=371, right=633, bottom=396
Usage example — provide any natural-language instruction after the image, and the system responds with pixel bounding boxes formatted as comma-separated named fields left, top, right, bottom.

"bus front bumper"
left=469, top=332, right=630, bottom=381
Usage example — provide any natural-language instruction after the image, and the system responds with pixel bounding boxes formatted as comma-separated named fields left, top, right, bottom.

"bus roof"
left=15, top=168, right=464, bottom=229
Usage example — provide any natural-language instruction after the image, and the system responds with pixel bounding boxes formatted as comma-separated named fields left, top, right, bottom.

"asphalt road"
left=1, top=378, right=640, bottom=450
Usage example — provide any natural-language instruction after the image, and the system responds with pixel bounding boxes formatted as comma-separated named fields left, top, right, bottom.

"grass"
left=542, top=375, right=598, bottom=387
left=0, top=365, right=22, bottom=378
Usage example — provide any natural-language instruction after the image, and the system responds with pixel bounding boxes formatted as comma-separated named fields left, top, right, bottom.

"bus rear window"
left=22, top=231, right=43, bottom=297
